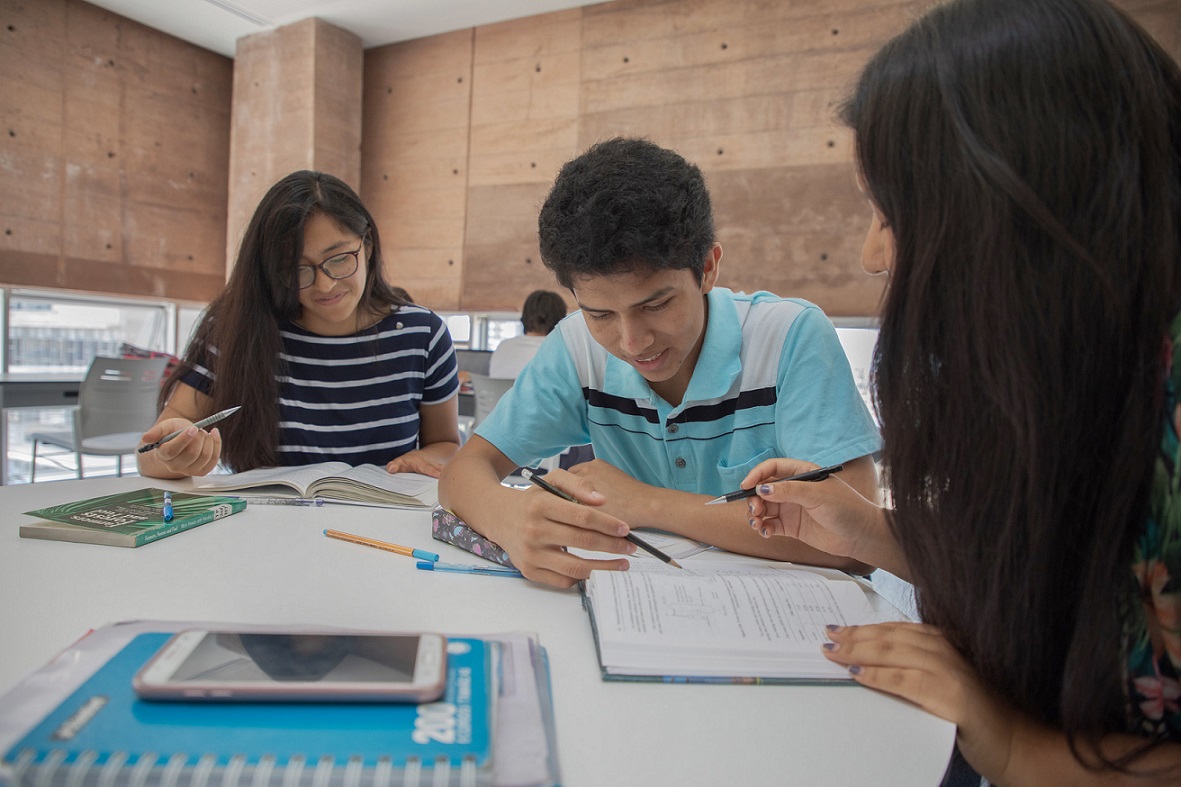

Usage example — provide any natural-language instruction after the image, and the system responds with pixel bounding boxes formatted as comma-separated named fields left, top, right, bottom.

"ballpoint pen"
left=323, top=529, right=439, bottom=562
left=138, top=406, right=243, bottom=453
left=416, top=561, right=524, bottom=578
left=162, top=491, right=174, bottom=522
left=232, top=496, right=326, bottom=506
left=519, top=467, right=682, bottom=569
left=704, top=464, right=844, bottom=505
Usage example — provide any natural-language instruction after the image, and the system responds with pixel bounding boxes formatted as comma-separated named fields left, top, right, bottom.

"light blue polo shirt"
left=476, top=287, right=881, bottom=497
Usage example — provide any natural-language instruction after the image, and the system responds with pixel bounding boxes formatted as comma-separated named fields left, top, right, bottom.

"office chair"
left=29, top=355, right=168, bottom=481
left=468, top=373, right=515, bottom=429
left=468, top=373, right=570, bottom=474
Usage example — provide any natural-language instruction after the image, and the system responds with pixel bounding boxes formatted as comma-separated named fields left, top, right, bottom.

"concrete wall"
left=2, top=0, right=1178, bottom=315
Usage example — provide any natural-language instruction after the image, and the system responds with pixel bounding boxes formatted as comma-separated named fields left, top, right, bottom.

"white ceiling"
left=83, top=0, right=606, bottom=58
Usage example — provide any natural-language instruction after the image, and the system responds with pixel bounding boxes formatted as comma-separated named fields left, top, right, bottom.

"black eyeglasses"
left=297, top=243, right=363, bottom=289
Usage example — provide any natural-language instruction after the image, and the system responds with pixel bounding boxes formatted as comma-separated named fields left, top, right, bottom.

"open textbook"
left=196, top=462, right=438, bottom=508
left=583, top=560, right=901, bottom=683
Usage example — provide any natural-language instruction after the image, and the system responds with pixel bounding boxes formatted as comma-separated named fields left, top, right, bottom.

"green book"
left=20, top=488, right=246, bottom=548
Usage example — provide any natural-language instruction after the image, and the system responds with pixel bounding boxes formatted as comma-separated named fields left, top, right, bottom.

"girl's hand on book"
left=821, top=622, right=1022, bottom=784
left=386, top=448, right=447, bottom=478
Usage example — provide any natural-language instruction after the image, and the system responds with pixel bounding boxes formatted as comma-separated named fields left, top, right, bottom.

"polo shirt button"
left=675, top=458, right=686, bottom=468
left=667, top=423, right=679, bottom=433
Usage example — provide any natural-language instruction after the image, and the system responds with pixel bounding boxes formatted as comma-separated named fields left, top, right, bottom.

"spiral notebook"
left=3, top=632, right=496, bottom=786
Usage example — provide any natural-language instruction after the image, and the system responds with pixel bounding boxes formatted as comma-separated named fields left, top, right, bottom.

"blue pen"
left=231, top=495, right=326, bottom=506
left=416, top=561, right=524, bottom=578
left=162, top=491, right=174, bottom=522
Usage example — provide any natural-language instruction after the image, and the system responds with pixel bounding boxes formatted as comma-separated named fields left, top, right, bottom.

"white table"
left=0, top=477, right=955, bottom=786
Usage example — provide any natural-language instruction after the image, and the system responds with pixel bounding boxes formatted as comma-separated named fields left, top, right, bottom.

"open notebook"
left=583, top=560, right=901, bottom=684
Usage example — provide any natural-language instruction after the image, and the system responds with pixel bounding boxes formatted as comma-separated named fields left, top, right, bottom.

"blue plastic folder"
left=4, top=632, right=494, bottom=786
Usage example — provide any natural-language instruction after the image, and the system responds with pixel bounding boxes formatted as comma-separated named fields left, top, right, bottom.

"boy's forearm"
left=437, top=441, right=514, bottom=542
left=631, top=486, right=874, bottom=571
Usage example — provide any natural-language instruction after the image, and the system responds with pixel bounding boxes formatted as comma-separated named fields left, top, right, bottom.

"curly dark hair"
left=537, top=138, right=716, bottom=288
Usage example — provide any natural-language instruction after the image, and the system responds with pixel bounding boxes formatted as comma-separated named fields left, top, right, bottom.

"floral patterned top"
left=1128, top=312, right=1181, bottom=738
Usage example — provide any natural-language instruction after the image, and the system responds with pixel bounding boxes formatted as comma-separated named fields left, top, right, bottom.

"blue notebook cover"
left=3, top=632, right=494, bottom=786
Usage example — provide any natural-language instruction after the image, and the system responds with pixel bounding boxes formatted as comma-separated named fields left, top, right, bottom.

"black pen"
left=138, top=406, right=242, bottom=453
left=519, top=468, right=683, bottom=569
left=704, top=464, right=845, bottom=505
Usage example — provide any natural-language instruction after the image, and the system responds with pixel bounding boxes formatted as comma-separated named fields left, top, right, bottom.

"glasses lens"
left=297, top=265, right=316, bottom=289
left=322, top=252, right=359, bottom=280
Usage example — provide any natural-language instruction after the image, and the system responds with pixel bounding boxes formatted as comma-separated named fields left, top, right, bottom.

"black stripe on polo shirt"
left=582, top=417, right=777, bottom=443
left=583, top=388, right=660, bottom=424
left=669, top=386, right=778, bottom=425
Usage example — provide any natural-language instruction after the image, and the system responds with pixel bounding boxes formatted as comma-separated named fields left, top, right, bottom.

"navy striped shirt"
left=183, top=306, right=459, bottom=467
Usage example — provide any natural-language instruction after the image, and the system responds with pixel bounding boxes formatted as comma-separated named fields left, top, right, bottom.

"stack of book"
left=0, top=622, right=559, bottom=787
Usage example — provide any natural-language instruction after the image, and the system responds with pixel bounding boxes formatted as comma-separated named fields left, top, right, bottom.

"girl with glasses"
left=138, top=170, right=461, bottom=479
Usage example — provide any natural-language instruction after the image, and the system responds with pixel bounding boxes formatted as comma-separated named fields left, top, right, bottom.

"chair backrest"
left=455, top=349, right=493, bottom=376
left=77, top=356, right=168, bottom=439
left=468, top=373, right=515, bottom=428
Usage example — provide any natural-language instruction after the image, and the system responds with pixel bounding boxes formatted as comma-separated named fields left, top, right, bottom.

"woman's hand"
left=742, top=458, right=887, bottom=562
left=386, top=449, right=449, bottom=477
left=138, top=417, right=223, bottom=478
left=823, top=622, right=1022, bottom=783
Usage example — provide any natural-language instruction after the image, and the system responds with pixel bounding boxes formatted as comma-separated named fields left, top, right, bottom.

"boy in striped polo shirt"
left=439, top=138, right=880, bottom=589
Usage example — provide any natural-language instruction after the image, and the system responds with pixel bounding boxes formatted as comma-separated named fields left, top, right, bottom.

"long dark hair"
left=163, top=170, right=408, bottom=471
left=842, top=0, right=1181, bottom=766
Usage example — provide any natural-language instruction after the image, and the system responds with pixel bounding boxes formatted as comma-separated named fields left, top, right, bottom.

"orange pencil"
left=323, top=529, right=439, bottom=562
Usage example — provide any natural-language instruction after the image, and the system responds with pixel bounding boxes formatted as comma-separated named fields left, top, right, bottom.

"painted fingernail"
left=825, top=624, right=842, bottom=632
left=758, top=484, right=772, bottom=495
left=848, top=665, right=862, bottom=676
left=822, top=642, right=838, bottom=652
left=760, top=527, right=769, bottom=538
left=748, top=518, right=758, bottom=528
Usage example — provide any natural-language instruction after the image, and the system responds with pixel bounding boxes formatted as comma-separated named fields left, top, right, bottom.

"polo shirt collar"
left=602, top=287, right=742, bottom=404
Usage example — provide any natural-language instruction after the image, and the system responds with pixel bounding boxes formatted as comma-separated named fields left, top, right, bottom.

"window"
left=6, top=291, right=175, bottom=373
left=831, top=318, right=879, bottom=424
left=1, top=288, right=200, bottom=484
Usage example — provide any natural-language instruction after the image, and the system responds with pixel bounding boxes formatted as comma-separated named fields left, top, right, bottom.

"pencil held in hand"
left=138, top=406, right=242, bottom=454
left=519, top=468, right=683, bottom=569
left=705, top=464, right=844, bottom=505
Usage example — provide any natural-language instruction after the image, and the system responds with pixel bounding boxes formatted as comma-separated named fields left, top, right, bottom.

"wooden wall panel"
left=4, top=0, right=1180, bottom=317
left=0, top=0, right=232, bottom=301
left=348, top=0, right=1181, bottom=317
left=463, top=182, right=562, bottom=301
left=362, top=30, right=473, bottom=308
left=458, top=11, right=584, bottom=311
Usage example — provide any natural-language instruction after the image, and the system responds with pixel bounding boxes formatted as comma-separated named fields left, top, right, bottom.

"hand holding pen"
left=138, top=406, right=242, bottom=453
left=521, top=468, right=682, bottom=569
left=706, top=464, right=844, bottom=505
